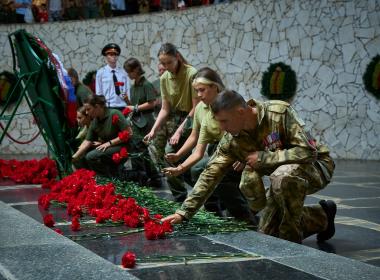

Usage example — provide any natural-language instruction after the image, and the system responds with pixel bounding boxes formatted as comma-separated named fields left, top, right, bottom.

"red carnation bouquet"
left=38, top=169, right=173, bottom=241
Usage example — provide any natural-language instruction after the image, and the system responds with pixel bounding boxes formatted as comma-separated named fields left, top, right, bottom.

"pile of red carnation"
left=38, top=169, right=173, bottom=240
left=0, top=157, right=57, bottom=185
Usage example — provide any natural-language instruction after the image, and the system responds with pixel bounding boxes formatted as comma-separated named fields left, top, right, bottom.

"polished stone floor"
left=0, top=157, right=379, bottom=279
left=151, top=159, right=380, bottom=267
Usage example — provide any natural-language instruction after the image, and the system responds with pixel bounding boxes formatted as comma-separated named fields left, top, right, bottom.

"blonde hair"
left=192, top=67, right=225, bottom=92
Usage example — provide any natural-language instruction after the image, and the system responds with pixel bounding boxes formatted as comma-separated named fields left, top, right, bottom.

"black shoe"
left=317, top=200, right=337, bottom=242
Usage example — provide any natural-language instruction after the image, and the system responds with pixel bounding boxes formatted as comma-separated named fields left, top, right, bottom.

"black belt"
left=169, top=110, right=188, bottom=118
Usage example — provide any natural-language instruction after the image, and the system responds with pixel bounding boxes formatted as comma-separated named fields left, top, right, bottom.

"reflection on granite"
left=13, top=204, right=71, bottom=224
left=317, top=184, right=380, bottom=200
left=304, top=224, right=380, bottom=257
left=0, top=187, right=48, bottom=203
left=129, top=259, right=324, bottom=280
left=77, top=234, right=245, bottom=266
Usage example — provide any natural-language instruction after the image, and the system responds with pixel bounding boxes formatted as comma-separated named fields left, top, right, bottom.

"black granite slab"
left=316, top=184, right=380, bottom=200
left=13, top=203, right=72, bottom=224
left=304, top=224, right=380, bottom=256
left=129, top=259, right=324, bottom=280
left=77, top=234, right=247, bottom=266
left=207, top=232, right=380, bottom=280
left=0, top=187, right=48, bottom=203
left=337, top=208, right=380, bottom=224
left=331, top=176, right=380, bottom=185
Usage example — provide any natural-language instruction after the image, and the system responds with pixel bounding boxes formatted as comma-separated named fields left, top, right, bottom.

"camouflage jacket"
left=176, top=99, right=332, bottom=219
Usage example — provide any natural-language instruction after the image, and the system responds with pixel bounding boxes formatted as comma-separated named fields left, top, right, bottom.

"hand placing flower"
left=162, top=165, right=184, bottom=177
left=122, top=107, right=133, bottom=116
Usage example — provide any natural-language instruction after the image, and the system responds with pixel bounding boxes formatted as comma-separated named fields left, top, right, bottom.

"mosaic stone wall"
left=0, top=0, right=379, bottom=159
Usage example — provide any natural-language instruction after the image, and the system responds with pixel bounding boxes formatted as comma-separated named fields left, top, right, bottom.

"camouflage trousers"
left=149, top=115, right=191, bottom=202
left=192, top=156, right=255, bottom=222
left=73, top=145, right=126, bottom=178
left=241, top=160, right=334, bottom=243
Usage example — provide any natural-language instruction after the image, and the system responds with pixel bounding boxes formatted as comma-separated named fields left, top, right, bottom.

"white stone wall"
left=0, top=0, right=379, bottom=159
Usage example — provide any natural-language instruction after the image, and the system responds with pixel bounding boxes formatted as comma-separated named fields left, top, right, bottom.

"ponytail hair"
left=158, top=43, right=188, bottom=65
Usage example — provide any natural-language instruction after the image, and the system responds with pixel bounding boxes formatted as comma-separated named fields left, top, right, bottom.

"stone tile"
left=0, top=202, right=71, bottom=248
left=130, top=259, right=324, bottom=280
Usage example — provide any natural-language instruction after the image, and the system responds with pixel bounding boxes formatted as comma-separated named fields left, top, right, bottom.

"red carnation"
left=115, top=81, right=124, bottom=87
left=120, top=147, right=128, bottom=158
left=38, top=194, right=51, bottom=210
left=112, top=153, right=122, bottom=164
left=71, top=216, right=81, bottom=231
left=122, top=107, right=132, bottom=116
left=118, top=130, right=131, bottom=142
left=43, top=214, right=55, bottom=227
left=112, top=114, right=120, bottom=125
left=121, top=251, right=136, bottom=268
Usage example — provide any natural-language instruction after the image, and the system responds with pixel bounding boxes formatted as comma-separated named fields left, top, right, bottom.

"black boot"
left=317, top=200, right=337, bottom=242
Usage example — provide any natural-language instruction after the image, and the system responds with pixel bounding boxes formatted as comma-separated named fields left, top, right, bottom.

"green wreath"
left=261, top=62, right=297, bottom=101
left=363, top=55, right=380, bottom=99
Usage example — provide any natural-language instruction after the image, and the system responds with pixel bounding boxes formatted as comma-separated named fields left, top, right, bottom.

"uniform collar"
left=234, top=99, right=263, bottom=137
left=247, top=99, right=264, bottom=126
left=135, top=76, right=146, bottom=86
left=106, top=64, right=119, bottom=73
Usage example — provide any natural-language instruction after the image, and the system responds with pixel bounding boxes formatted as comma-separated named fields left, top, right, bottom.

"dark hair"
left=158, top=43, right=188, bottom=65
left=77, top=106, right=87, bottom=116
left=123, top=57, right=145, bottom=75
left=211, top=90, right=247, bottom=114
left=67, top=68, right=79, bottom=79
left=84, top=94, right=106, bottom=108
left=193, top=67, right=225, bottom=91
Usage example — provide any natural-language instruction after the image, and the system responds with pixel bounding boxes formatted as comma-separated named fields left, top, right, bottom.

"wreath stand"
left=0, top=29, right=76, bottom=176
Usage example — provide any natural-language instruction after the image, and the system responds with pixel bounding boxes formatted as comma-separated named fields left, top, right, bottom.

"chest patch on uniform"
left=263, top=132, right=283, bottom=151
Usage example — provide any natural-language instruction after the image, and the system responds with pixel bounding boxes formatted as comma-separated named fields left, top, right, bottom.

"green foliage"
left=363, top=55, right=380, bottom=99
left=98, top=177, right=252, bottom=236
left=261, top=62, right=297, bottom=101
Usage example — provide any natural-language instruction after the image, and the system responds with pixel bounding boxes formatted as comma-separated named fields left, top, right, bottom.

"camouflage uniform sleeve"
left=176, top=135, right=235, bottom=219
left=256, top=107, right=317, bottom=169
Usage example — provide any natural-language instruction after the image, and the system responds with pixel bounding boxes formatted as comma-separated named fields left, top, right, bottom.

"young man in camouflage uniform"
left=163, top=89, right=337, bottom=244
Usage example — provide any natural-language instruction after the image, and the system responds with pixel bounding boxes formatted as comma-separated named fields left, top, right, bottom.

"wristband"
left=134, top=105, right=139, bottom=113
left=109, top=140, right=112, bottom=146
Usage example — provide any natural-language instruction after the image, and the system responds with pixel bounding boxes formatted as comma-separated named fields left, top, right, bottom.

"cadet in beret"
left=163, top=89, right=337, bottom=244
left=96, top=43, right=131, bottom=110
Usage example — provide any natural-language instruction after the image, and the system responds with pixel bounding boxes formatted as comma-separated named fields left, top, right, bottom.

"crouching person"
left=72, top=95, right=132, bottom=178
left=162, top=89, right=336, bottom=244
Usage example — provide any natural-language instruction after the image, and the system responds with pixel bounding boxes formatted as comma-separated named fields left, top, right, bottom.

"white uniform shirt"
left=96, top=64, right=130, bottom=108
left=110, top=0, right=126, bottom=10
